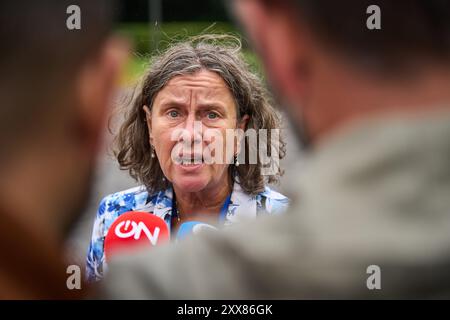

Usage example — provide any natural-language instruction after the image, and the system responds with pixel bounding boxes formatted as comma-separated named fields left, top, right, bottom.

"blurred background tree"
left=114, top=0, right=262, bottom=85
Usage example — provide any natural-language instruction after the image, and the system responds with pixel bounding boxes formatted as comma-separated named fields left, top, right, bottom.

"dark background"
left=118, top=0, right=230, bottom=22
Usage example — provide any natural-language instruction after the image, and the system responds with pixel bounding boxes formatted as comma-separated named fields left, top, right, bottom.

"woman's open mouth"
left=175, top=154, right=205, bottom=171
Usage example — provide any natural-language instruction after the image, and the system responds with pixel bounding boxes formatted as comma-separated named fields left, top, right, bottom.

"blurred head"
left=233, top=0, right=450, bottom=146
left=0, top=1, right=127, bottom=242
left=115, top=36, right=285, bottom=195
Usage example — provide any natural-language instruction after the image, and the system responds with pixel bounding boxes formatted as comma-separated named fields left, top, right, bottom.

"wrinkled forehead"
left=156, top=70, right=234, bottom=104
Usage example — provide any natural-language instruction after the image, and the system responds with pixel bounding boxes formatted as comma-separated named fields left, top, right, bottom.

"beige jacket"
left=101, top=111, right=450, bottom=299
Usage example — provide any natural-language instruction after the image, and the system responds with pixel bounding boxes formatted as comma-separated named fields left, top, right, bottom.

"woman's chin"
left=173, top=177, right=208, bottom=193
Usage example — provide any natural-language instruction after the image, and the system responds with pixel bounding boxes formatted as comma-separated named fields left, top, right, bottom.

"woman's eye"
left=168, top=110, right=179, bottom=118
left=207, top=112, right=218, bottom=120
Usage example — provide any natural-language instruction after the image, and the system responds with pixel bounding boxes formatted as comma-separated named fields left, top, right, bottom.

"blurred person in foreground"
left=0, top=1, right=126, bottom=298
left=86, top=37, right=289, bottom=282
left=102, top=0, right=450, bottom=299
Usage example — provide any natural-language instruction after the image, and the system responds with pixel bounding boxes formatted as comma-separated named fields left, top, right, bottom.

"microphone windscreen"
left=104, top=211, right=169, bottom=261
left=176, top=221, right=217, bottom=240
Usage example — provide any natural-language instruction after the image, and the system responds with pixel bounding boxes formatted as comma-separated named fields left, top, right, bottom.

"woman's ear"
left=235, top=114, right=250, bottom=155
left=143, top=105, right=153, bottom=144
left=238, top=114, right=250, bottom=131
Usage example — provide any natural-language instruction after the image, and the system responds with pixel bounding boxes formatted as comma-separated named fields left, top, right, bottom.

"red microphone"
left=104, top=211, right=170, bottom=261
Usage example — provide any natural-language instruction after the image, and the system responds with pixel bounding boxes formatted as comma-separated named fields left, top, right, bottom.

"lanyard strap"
left=218, top=195, right=232, bottom=223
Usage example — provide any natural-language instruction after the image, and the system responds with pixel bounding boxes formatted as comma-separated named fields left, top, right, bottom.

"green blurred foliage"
left=117, top=22, right=264, bottom=85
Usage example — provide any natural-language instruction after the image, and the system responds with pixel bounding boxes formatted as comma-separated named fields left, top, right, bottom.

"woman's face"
left=145, top=70, right=248, bottom=193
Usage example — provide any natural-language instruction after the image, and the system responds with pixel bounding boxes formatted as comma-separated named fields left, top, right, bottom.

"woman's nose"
left=179, top=114, right=203, bottom=144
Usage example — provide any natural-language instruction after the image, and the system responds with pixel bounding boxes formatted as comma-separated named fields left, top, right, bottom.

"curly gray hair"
left=114, top=35, right=286, bottom=195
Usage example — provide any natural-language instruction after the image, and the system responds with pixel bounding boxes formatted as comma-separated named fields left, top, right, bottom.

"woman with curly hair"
left=86, top=35, right=289, bottom=282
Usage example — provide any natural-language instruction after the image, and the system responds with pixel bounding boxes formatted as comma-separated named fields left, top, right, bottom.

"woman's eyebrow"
left=157, top=100, right=229, bottom=113
left=158, top=101, right=187, bottom=110
left=196, top=103, right=227, bottom=112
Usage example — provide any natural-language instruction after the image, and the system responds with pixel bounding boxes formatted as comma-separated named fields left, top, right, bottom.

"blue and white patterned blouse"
left=86, top=182, right=289, bottom=282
